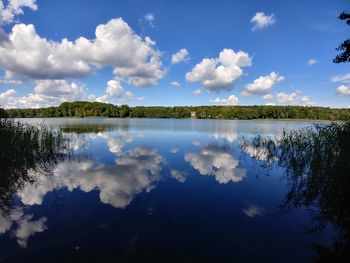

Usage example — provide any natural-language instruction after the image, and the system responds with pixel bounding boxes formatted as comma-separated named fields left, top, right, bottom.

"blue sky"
left=0, top=0, right=349, bottom=108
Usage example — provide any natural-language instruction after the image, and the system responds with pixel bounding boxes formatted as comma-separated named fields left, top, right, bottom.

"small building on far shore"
left=190, top=111, right=196, bottom=118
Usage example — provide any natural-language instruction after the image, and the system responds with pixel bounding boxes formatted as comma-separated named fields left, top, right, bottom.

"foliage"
left=241, top=123, right=350, bottom=262
left=334, top=11, right=350, bottom=63
left=0, top=118, right=66, bottom=215
left=5, top=102, right=350, bottom=121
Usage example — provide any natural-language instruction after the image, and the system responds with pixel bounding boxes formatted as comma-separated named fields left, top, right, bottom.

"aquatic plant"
left=0, top=117, right=66, bottom=215
left=241, top=122, right=350, bottom=261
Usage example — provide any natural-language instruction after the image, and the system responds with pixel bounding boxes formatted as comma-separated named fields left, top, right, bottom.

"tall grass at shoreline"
left=0, top=117, right=66, bottom=215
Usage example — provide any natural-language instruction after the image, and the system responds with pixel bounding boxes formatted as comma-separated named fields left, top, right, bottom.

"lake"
left=0, top=118, right=337, bottom=262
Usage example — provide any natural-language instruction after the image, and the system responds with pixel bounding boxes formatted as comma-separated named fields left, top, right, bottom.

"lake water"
left=0, top=118, right=335, bottom=262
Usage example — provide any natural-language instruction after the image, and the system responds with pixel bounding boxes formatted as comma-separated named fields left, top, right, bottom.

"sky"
left=0, top=0, right=349, bottom=109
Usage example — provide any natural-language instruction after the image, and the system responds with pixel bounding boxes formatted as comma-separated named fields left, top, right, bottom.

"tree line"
left=2, top=101, right=350, bottom=121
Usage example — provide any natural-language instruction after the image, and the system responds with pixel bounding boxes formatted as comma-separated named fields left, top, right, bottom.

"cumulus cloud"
left=0, top=208, right=47, bottom=248
left=34, top=79, right=86, bottom=98
left=262, top=93, right=273, bottom=100
left=275, top=91, right=314, bottom=105
left=241, top=72, right=284, bottom=96
left=300, top=95, right=313, bottom=105
left=0, top=88, right=16, bottom=106
left=170, top=81, right=181, bottom=88
left=3, top=79, right=88, bottom=108
left=96, top=79, right=143, bottom=104
left=0, top=0, right=37, bottom=24
left=186, top=48, right=252, bottom=92
left=185, top=144, right=246, bottom=184
left=192, top=89, right=202, bottom=95
left=251, top=12, right=276, bottom=31
left=210, top=94, right=238, bottom=105
left=0, top=18, right=164, bottom=86
left=336, top=85, right=350, bottom=96
left=332, top=73, right=350, bottom=83
left=276, top=91, right=298, bottom=103
left=308, top=59, right=317, bottom=65
left=171, top=48, right=189, bottom=64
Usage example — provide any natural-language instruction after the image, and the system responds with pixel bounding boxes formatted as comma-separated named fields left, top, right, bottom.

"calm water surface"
left=0, top=118, right=335, bottom=262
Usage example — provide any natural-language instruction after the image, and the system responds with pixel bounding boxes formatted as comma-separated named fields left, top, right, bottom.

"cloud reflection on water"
left=0, top=208, right=47, bottom=248
left=0, top=125, right=249, bottom=248
left=19, top=146, right=163, bottom=209
left=185, top=144, right=246, bottom=184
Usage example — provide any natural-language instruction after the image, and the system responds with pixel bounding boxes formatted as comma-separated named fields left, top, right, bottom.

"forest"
left=3, top=101, right=350, bottom=121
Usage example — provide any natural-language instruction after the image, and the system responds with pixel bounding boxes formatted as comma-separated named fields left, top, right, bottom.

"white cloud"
left=96, top=79, right=143, bottom=104
left=336, top=85, right=350, bottom=96
left=276, top=91, right=299, bottom=103
left=171, top=48, right=189, bottom=64
left=3, top=80, right=88, bottom=108
left=34, top=79, right=86, bottom=99
left=275, top=91, right=314, bottom=105
left=105, top=79, right=124, bottom=97
left=262, top=93, right=273, bottom=100
left=300, top=95, right=313, bottom=105
left=170, top=81, right=181, bottom=88
left=0, top=0, right=37, bottom=24
left=192, top=89, right=202, bottom=95
left=251, top=12, right=276, bottom=31
left=210, top=94, right=238, bottom=105
left=332, top=73, right=350, bottom=83
left=143, top=13, right=155, bottom=27
left=0, top=18, right=164, bottom=87
left=185, top=144, right=246, bottom=184
left=241, top=72, right=284, bottom=96
left=0, top=89, right=16, bottom=106
left=186, top=48, right=252, bottom=92
left=308, top=59, right=317, bottom=65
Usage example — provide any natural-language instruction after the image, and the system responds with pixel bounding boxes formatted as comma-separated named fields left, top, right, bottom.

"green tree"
left=119, top=105, right=130, bottom=117
left=334, top=12, right=350, bottom=63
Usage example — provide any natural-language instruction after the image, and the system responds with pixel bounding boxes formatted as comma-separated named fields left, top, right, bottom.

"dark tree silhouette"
left=334, top=12, right=350, bottom=63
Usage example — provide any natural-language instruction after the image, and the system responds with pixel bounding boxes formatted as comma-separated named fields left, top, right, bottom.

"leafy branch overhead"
left=334, top=12, right=350, bottom=63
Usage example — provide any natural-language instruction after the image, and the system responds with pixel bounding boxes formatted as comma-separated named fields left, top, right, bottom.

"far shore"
left=4, top=101, right=350, bottom=122
left=13, top=116, right=341, bottom=122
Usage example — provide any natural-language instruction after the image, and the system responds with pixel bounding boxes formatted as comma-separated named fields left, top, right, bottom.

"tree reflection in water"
left=241, top=122, right=350, bottom=262
left=0, top=118, right=66, bottom=215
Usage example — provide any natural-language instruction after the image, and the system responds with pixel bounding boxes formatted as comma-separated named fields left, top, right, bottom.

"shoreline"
left=13, top=116, right=343, bottom=122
